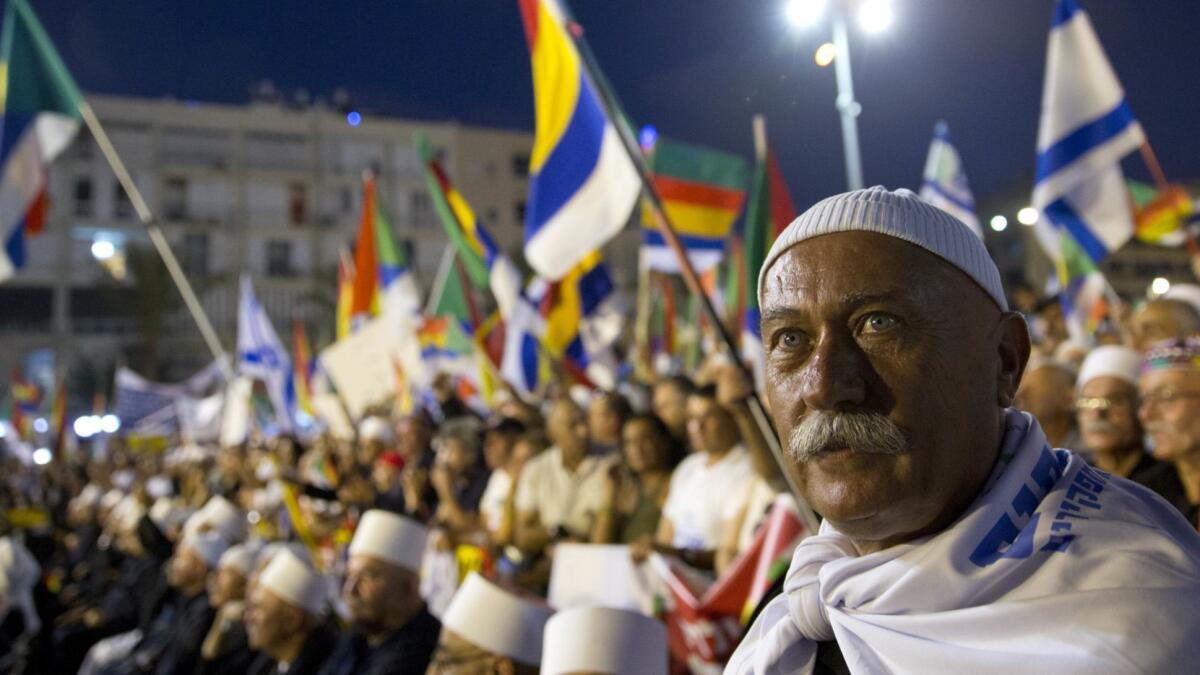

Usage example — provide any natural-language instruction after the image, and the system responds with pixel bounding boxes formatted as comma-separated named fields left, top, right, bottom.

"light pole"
left=786, top=0, right=893, bottom=191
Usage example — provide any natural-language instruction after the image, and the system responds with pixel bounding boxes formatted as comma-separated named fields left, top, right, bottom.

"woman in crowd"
left=591, top=414, right=674, bottom=546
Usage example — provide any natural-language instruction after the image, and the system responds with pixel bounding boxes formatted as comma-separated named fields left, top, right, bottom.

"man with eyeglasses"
left=1076, top=346, right=1189, bottom=515
left=1139, top=337, right=1200, bottom=528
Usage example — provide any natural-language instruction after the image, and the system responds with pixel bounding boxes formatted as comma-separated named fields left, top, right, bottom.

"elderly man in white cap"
left=727, top=186, right=1200, bottom=674
left=245, top=549, right=337, bottom=675
left=1076, top=345, right=1189, bottom=513
left=426, top=572, right=553, bottom=674
left=541, top=606, right=667, bottom=675
left=196, top=543, right=261, bottom=674
left=317, top=509, right=440, bottom=675
left=96, top=530, right=229, bottom=675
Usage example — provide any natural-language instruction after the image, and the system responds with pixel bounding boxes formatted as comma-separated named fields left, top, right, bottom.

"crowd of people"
left=3, top=189, right=1200, bottom=673
left=0, top=352, right=793, bottom=674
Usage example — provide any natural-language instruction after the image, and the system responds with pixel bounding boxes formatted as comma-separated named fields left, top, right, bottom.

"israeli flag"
left=1032, top=0, right=1144, bottom=263
left=920, top=122, right=982, bottom=238
left=236, top=275, right=294, bottom=433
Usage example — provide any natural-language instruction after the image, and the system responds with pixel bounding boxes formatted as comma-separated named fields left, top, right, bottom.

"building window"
left=266, top=240, right=294, bottom=277
left=409, top=191, right=432, bottom=226
left=182, top=233, right=209, bottom=276
left=289, top=182, right=307, bottom=226
left=73, top=177, right=93, bottom=217
left=512, top=153, right=530, bottom=178
left=164, top=177, right=188, bottom=221
left=113, top=184, right=134, bottom=220
left=515, top=200, right=527, bottom=225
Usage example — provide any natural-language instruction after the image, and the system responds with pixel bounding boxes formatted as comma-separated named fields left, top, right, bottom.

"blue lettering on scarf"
left=1039, top=462, right=1110, bottom=554
left=969, top=446, right=1063, bottom=567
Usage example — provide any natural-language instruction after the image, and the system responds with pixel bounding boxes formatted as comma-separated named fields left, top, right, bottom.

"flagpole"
left=560, top=5, right=817, bottom=532
left=77, top=102, right=234, bottom=381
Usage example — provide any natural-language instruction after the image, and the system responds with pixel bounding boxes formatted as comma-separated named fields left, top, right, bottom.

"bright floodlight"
left=1152, top=277, right=1171, bottom=296
left=33, top=448, right=51, bottom=465
left=100, top=414, right=120, bottom=434
left=786, top=0, right=827, bottom=28
left=74, top=415, right=102, bottom=438
left=858, top=0, right=894, bottom=34
left=33, top=417, right=48, bottom=434
left=989, top=215, right=1008, bottom=232
left=1017, top=207, right=1039, bottom=226
left=814, top=42, right=836, bottom=67
left=91, top=240, right=115, bottom=260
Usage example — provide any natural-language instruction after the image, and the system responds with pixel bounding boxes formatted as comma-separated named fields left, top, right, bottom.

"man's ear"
left=996, top=312, right=1032, bottom=407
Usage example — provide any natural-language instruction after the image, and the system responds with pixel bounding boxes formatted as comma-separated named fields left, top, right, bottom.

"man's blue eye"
left=863, top=313, right=898, bottom=333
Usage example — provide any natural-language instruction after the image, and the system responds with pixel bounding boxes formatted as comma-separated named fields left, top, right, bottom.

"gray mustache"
left=787, top=412, right=908, bottom=462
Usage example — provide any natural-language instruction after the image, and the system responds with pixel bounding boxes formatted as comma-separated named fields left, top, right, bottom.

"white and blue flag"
left=920, top=121, right=982, bottom=238
left=236, top=275, right=294, bottom=433
left=1032, top=0, right=1144, bottom=263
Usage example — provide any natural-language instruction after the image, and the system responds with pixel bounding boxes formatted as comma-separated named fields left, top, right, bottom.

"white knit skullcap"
left=258, top=548, right=327, bottom=616
left=182, top=530, right=230, bottom=569
left=541, top=606, right=667, bottom=675
left=347, top=509, right=427, bottom=573
left=759, top=186, right=1007, bottom=311
left=1077, top=345, right=1141, bottom=391
left=442, top=573, right=553, bottom=666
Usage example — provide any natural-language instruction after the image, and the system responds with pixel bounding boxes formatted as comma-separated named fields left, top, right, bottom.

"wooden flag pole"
left=79, top=102, right=234, bottom=381
left=561, top=5, right=818, bottom=533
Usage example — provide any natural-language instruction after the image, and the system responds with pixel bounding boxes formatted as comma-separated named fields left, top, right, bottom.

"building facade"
left=0, top=93, right=640, bottom=390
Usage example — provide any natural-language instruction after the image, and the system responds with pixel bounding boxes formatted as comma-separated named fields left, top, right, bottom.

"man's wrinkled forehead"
left=761, top=233, right=963, bottom=313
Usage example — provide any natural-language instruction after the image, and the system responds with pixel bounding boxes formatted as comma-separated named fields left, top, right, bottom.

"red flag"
left=653, top=497, right=807, bottom=669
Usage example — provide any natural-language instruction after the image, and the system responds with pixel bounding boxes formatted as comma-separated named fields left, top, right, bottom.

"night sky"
left=30, top=0, right=1200, bottom=211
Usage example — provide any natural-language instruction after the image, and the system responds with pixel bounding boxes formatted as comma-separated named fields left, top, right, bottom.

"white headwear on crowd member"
left=255, top=541, right=313, bottom=571
left=359, top=416, right=393, bottom=443
left=442, top=573, right=553, bottom=667
left=100, top=489, right=123, bottom=512
left=76, top=484, right=103, bottom=509
left=1164, top=283, right=1200, bottom=316
left=1077, top=345, right=1142, bottom=391
left=0, top=537, right=41, bottom=635
left=146, top=475, right=174, bottom=500
left=182, top=530, right=230, bottom=569
left=218, top=543, right=260, bottom=577
left=347, top=509, right=427, bottom=573
left=185, top=495, right=247, bottom=543
left=258, top=548, right=327, bottom=616
left=112, top=496, right=144, bottom=533
left=759, top=186, right=1008, bottom=310
left=149, top=498, right=192, bottom=535
left=111, top=469, right=135, bottom=491
left=541, top=606, right=667, bottom=675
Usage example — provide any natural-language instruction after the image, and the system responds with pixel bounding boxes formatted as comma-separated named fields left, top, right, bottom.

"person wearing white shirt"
left=515, top=399, right=618, bottom=556
left=655, top=384, right=755, bottom=569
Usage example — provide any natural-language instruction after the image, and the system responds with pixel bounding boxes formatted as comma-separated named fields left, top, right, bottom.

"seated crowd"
left=2, top=284, right=1200, bottom=674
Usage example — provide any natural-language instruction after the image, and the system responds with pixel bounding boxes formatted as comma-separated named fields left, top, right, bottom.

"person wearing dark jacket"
left=316, top=510, right=439, bottom=675
left=97, top=531, right=228, bottom=675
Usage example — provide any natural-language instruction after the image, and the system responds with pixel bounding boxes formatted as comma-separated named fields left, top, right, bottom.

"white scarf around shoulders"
left=726, top=409, right=1200, bottom=675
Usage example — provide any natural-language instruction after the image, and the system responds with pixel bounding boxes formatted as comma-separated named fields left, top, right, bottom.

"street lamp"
left=786, top=0, right=895, bottom=191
